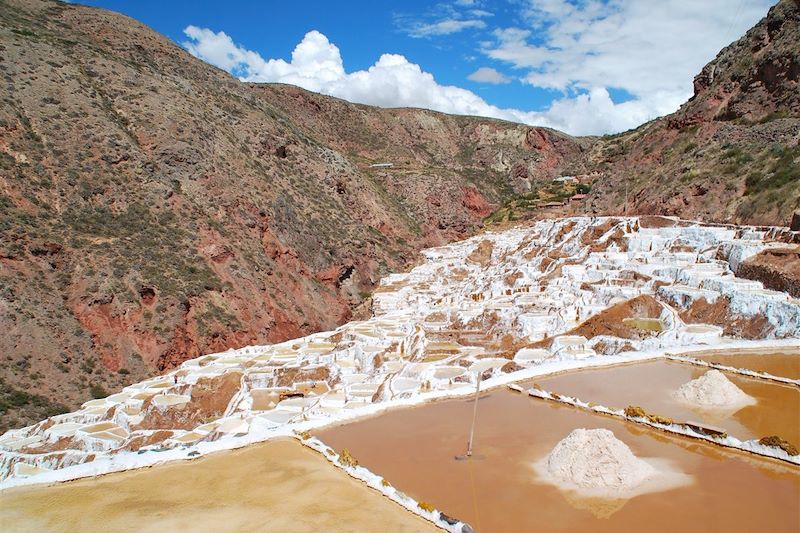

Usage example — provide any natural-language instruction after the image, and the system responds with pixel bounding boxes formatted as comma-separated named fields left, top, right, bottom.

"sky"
left=78, top=0, right=774, bottom=136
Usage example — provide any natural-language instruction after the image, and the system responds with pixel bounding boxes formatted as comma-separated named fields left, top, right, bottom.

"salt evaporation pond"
left=534, top=359, right=800, bottom=445
left=695, top=350, right=800, bottom=380
left=315, top=389, right=799, bottom=532
left=0, top=439, right=436, bottom=533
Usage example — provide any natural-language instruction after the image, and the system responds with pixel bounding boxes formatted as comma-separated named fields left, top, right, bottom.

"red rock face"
left=524, top=128, right=585, bottom=178
left=462, top=187, right=492, bottom=217
left=524, top=128, right=551, bottom=151
left=737, top=246, right=800, bottom=298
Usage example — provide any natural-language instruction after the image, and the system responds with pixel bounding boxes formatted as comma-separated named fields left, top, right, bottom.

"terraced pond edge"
left=507, top=384, right=800, bottom=465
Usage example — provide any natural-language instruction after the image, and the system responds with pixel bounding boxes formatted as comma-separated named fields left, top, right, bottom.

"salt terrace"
left=1, top=216, right=799, bottom=490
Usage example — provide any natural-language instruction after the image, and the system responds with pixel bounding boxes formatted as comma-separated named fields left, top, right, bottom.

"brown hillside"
left=0, top=0, right=582, bottom=429
left=586, top=0, right=799, bottom=225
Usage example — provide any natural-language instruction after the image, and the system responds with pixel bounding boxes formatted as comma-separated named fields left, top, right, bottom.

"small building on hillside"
left=570, top=194, right=588, bottom=203
left=553, top=175, right=578, bottom=183
left=369, top=163, right=393, bottom=168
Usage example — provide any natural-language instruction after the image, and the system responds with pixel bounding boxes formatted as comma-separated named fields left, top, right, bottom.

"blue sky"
left=77, top=0, right=773, bottom=135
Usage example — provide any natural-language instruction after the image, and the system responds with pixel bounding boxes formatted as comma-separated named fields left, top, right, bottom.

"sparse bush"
left=89, top=384, right=108, bottom=399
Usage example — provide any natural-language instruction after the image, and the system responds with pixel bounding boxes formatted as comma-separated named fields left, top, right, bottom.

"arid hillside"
left=586, top=0, right=799, bottom=224
left=0, top=0, right=585, bottom=429
left=0, top=0, right=797, bottom=431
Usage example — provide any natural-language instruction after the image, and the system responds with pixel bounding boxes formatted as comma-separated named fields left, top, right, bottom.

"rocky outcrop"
left=678, top=297, right=773, bottom=339
left=737, top=247, right=800, bottom=298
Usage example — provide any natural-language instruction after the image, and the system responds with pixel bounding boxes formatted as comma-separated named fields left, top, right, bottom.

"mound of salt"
left=542, top=428, right=656, bottom=496
left=674, top=369, right=756, bottom=410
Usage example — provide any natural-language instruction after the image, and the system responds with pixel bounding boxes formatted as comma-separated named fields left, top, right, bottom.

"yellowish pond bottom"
left=0, top=438, right=437, bottom=533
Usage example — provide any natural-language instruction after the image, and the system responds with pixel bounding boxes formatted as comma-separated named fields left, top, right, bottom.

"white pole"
left=466, top=371, right=482, bottom=457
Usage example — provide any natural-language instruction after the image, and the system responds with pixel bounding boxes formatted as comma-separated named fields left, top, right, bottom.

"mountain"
left=0, top=0, right=796, bottom=431
left=586, top=0, right=799, bottom=224
left=0, top=0, right=585, bottom=430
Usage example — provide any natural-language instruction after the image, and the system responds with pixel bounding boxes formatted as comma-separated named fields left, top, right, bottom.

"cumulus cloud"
left=183, top=0, right=771, bottom=136
left=184, top=29, right=486, bottom=113
left=468, top=67, right=511, bottom=84
left=484, top=0, right=773, bottom=128
left=182, top=27, right=615, bottom=134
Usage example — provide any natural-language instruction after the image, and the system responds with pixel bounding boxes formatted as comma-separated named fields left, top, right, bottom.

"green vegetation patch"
left=62, top=202, right=222, bottom=298
left=745, top=144, right=799, bottom=195
left=0, top=379, right=69, bottom=432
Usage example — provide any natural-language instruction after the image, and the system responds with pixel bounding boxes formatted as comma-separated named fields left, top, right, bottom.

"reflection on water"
left=560, top=492, right=628, bottom=519
left=316, top=389, right=799, bottom=533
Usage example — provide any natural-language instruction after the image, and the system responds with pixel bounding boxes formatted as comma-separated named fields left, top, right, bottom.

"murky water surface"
left=316, top=389, right=799, bottom=533
left=534, top=359, right=800, bottom=444
left=695, top=351, right=800, bottom=380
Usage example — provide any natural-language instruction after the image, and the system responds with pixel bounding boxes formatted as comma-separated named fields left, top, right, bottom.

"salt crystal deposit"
left=1, top=216, right=797, bottom=487
left=674, top=370, right=757, bottom=410
left=538, top=428, right=656, bottom=497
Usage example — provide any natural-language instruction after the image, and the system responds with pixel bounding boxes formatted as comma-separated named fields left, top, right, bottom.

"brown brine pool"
left=533, top=359, right=800, bottom=445
left=694, top=351, right=800, bottom=380
left=315, top=389, right=799, bottom=533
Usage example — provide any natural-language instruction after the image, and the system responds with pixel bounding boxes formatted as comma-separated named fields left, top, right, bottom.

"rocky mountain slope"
left=0, top=0, right=797, bottom=431
left=586, top=0, right=799, bottom=224
left=0, top=0, right=585, bottom=430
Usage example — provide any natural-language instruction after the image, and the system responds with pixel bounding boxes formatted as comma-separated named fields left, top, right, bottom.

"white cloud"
left=468, top=67, right=511, bottom=84
left=183, top=26, right=645, bottom=135
left=397, top=1, right=492, bottom=38
left=183, top=0, right=772, bottom=136
left=407, top=18, right=486, bottom=38
left=183, top=28, right=503, bottom=115
left=470, top=9, right=494, bottom=18
left=183, top=26, right=259, bottom=74
left=484, top=0, right=773, bottom=128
